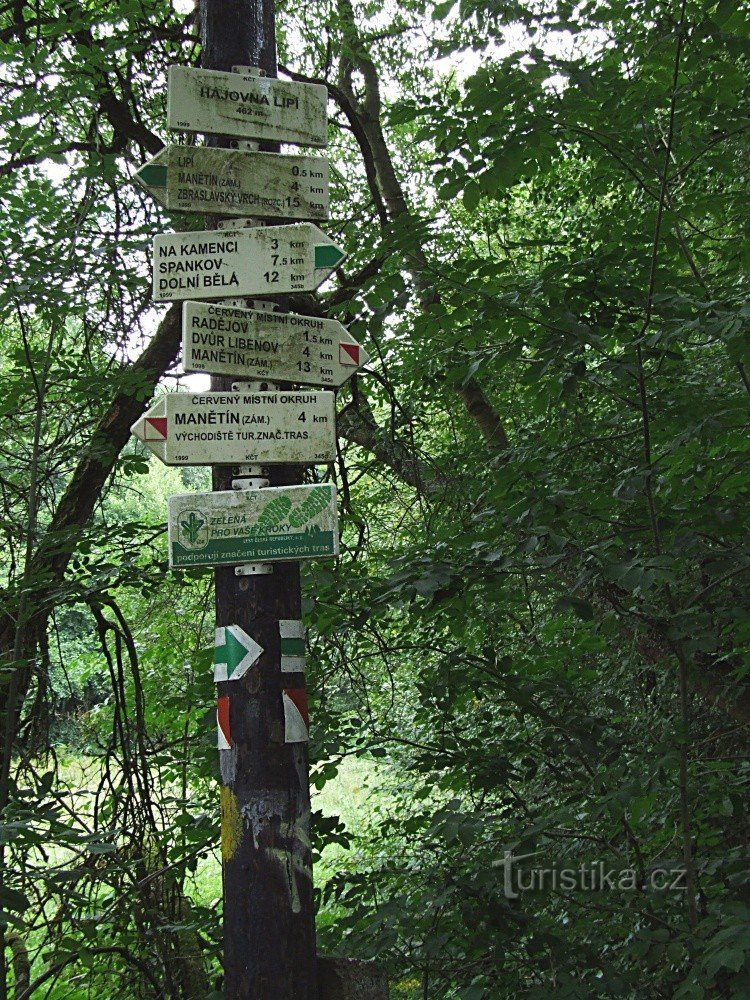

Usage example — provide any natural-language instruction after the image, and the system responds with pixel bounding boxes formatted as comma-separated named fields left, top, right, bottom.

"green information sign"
left=168, top=484, right=338, bottom=568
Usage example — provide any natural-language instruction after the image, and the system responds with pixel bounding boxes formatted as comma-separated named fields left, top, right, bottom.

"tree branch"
left=282, top=7, right=512, bottom=461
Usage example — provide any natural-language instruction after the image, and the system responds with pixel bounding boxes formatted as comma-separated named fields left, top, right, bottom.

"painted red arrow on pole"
left=282, top=689, right=309, bottom=743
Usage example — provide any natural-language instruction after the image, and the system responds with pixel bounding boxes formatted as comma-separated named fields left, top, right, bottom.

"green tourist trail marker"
left=168, top=65, right=328, bottom=147
left=168, top=483, right=339, bottom=569
left=134, top=151, right=169, bottom=208
left=213, top=625, right=263, bottom=681
left=152, top=223, right=346, bottom=302
left=134, top=146, right=329, bottom=220
left=279, top=620, right=305, bottom=673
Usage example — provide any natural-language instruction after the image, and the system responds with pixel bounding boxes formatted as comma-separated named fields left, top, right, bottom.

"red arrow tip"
left=284, top=688, right=309, bottom=728
left=144, top=417, right=168, bottom=440
left=217, top=695, right=231, bottom=746
left=339, top=343, right=360, bottom=366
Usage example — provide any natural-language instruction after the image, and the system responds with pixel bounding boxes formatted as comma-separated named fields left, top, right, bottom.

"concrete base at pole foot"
left=317, top=956, right=389, bottom=999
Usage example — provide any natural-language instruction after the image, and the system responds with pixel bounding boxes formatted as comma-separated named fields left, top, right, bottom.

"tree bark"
left=199, top=0, right=318, bottom=995
left=0, top=304, right=182, bottom=772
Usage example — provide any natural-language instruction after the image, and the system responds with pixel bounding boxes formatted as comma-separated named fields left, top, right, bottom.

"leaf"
left=0, top=885, right=29, bottom=914
left=555, top=596, right=594, bottom=621
left=432, top=0, right=456, bottom=19
left=462, top=181, right=482, bottom=212
left=86, top=840, right=117, bottom=855
left=704, top=947, right=747, bottom=977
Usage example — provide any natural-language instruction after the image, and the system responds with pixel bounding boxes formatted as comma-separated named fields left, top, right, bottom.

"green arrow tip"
left=225, top=629, right=248, bottom=670
left=314, top=244, right=345, bottom=269
left=138, top=164, right=168, bottom=188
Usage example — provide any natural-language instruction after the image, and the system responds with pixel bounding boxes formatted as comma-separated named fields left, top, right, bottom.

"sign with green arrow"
left=213, top=625, right=263, bottom=681
left=153, top=223, right=346, bottom=302
left=134, top=146, right=329, bottom=221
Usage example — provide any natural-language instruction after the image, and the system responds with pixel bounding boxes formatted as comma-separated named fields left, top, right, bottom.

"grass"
left=10, top=748, right=398, bottom=998
left=185, top=753, right=385, bottom=906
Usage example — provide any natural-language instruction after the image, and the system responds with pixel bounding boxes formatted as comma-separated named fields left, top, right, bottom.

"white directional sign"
left=182, top=301, right=369, bottom=387
left=168, top=66, right=328, bottom=147
left=134, top=146, right=329, bottom=221
left=130, top=390, right=336, bottom=465
left=152, top=224, right=345, bottom=302
left=168, top=484, right=339, bottom=568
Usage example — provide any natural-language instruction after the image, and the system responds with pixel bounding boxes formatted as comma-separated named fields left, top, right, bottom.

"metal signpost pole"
left=199, top=1, right=319, bottom=996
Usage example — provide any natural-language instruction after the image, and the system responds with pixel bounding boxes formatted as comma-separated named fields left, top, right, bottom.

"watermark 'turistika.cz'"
left=500, top=851, right=688, bottom=899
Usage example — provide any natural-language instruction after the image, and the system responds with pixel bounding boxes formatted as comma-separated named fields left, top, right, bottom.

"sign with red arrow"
left=182, top=301, right=368, bottom=388
left=131, top=390, right=336, bottom=466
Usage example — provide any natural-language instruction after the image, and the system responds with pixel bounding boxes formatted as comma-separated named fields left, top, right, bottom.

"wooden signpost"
left=152, top=223, right=346, bottom=302
left=168, top=483, right=339, bottom=568
left=130, top=0, right=372, bottom=989
left=182, top=301, right=368, bottom=387
left=130, top=389, right=336, bottom=465
left=168, top=65, right=328, bottom=146
left=135, top=146, right=329, bottom=220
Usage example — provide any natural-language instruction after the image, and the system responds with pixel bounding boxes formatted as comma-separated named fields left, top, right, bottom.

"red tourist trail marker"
left=182, top=300, right=368, bottom=388
left=130, top=390, right=336, bottom=466
left=217, top=695, right=232, bottom=749
left=282, top=689, right=309, bottom=743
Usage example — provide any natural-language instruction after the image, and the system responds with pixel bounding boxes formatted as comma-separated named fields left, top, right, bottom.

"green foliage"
left=1, top=0, right=749, bottom=996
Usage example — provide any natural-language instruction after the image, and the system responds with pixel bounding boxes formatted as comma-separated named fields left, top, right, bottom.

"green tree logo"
left=179, top=510, right=207, bottom=549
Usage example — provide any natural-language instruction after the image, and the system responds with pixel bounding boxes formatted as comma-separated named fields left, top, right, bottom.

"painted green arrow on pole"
left=213, top=625, right=263, bottom=681
left=280, top=620, right=306, bottom=673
